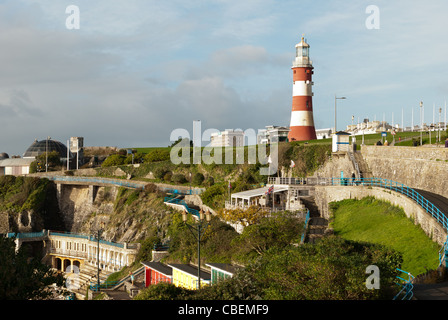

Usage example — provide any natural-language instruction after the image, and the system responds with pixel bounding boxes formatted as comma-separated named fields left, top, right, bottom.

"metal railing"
left=44, top=175, right=146, bottom=189
left=439, top=236, right=448, bottom=268
left=164, top=196, right=200, bottom=217
left=89, top=280, right=120, bottom=292
left=329, top=177, right=448, bottom=231
left=393, top=268, right=415, bottom=300
left=6, top=231, right=47, bottom=239
left=161, top=187, right=205, bottom=195
left=269, top=176, right=448, bottom=232
left=48, top=230, right=125, bottom=248
left=300, top=209, right=310, bottom=244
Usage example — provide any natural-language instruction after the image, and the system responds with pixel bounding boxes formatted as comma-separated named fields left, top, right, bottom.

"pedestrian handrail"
left=329, top=177, right=448, bottom=231
left=439, top=236, right=448, bottom=268
left=6, top=230, right=133, bottom=249
left=393, top=268, right=414, bottom=300
left=161, top=187, right=205, bottom=195
left=164, top=196, right=200, bottom=218
left=6, top=231, right=47, bottom=239
left=300, top=209, right=310, bottom=244
left=44, top=175, right=146, bottom=189
left=269, top=176, right=448, bottom=231
left=89, top=280, right=120, bottom=292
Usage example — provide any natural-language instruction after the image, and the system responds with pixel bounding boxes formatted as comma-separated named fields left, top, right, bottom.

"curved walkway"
left=413, top=281, right=448, bottom=300
left=414, top=189, right=448, bottom=217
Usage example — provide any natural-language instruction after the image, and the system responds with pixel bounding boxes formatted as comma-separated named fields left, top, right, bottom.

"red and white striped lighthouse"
left=288, top=36, right=317, bottom=141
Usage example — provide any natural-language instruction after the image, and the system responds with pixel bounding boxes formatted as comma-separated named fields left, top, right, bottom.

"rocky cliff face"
left=57, top=185, right=117, bottom=233
left=0, top=177, right=63, bottom=234
left=57, top=184, right=175, bottom=244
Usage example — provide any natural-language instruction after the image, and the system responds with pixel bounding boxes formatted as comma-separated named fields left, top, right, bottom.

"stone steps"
left=306, top=217, right=329, bottom=244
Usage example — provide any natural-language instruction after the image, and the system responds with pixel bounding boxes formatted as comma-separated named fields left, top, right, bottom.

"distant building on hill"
left=257, top=125, right=290, bottom=144
left=210, top=130, right=244, bottom=147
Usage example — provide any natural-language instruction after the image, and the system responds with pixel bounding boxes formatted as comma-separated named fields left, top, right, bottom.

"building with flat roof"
left=210, top=130, right=244, bottom=147
left=257, top=125, right=290, bottom=144
left=0, top=158, right=35, bottom=176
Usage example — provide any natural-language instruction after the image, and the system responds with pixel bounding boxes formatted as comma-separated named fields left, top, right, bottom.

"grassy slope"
left=331, top=197, right=441, bottom=276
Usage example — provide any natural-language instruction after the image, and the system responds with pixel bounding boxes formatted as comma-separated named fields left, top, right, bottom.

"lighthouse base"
left=288, top=126, right=317, bottom=142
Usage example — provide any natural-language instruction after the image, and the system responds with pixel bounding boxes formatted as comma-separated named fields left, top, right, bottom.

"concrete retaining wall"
left=314, top=185, right=447, bottom=246
left=361, top=145, right=448, bottom=199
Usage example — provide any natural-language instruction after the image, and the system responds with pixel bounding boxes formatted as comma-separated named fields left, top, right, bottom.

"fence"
left=269, top=176, right=448, bottom=232
left=393, top=268, right=415, bottom=300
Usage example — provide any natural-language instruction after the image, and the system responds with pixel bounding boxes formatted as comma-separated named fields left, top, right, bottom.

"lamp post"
left=45, top=136, right=51, bottom=172
left=439, top=107, right=442, bottom=145
left=334, top=96, right=346, bottom=134
left=182, top=210, right=211, bottom=289
left=420, top=101, right=423, bottom=146
left=189, top=172, right=192, bottom=195
left=91, top=222, right=104, bottom=292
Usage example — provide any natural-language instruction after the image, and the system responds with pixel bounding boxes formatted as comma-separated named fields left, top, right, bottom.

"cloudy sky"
left=1, top=0, right=448, bottom=155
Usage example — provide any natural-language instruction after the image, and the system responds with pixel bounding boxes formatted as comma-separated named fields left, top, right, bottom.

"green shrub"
left=134, top=282, right=192, bottom=300
left=101, top=154, right=126, bottom=167
left=144, top=149, right=170, bottom=163
left=192, top=172, right=205, bottom=185
left=163, top=172, right=172, bottom=182
left=154, top=167, right=169, bottom=180
left=172, top=174, right=187, bottom=184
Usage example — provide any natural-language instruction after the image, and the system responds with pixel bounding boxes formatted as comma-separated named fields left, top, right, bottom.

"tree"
left=218, top=205, right=269, bottom=228
left=0, top=237, right=65, bottom=300
left=232, top=211, right=304, bottom=255
left=134, top=282, right=192, bottom=300
left=30, top=151, right=62, bottom=173
left=200, top=183, right=226, bottom=208
left=192, top=236, right=402, bottom=300
left=247, top=236, right=402, bottom=300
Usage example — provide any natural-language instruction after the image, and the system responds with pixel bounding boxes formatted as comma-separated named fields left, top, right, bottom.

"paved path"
left=413, top=281, right=448, bottom=300
left=414, top=188, right=448, bottom=217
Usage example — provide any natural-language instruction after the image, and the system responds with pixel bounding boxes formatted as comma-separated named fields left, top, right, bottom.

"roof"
left=141, top=261, right=172, bottom=277
left=0, top=158, right=35, bottom=167
left=168, top=264, right=211, bottom=280
left=23, top=139, right=73, bottom=159
left=231, top=185, right=289, bottom=200
left=205, top=263, right=240, bottom=275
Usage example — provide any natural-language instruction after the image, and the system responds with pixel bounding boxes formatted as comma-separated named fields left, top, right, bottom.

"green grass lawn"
left=331, top=197, right=441, bottom=276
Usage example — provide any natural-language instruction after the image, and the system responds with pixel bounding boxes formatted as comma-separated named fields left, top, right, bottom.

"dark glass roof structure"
left=23, top=139, right=73, bottom=159
left=0, top=153, right=9, bottom=160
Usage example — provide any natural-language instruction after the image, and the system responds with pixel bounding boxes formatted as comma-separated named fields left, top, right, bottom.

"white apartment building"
left=210, top=130, right=245, bottom=147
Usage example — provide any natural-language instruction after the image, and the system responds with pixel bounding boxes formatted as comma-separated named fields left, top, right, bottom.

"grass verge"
left=330, top=197, right=441, bottom=276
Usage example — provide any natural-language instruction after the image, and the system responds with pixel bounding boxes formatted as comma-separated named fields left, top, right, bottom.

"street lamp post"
left=420, top=101, right=423, bottom=146
left=334, top=96, right=346, bottom=134
left=91, top=222, right=104, bottom=292
left=189, top=172, right=192, bottom=195
left=182, top=210, right=211, bottom=289
left=439, top=107, right=442, bottom=145
left=45, top=136, right=51, bottom=172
